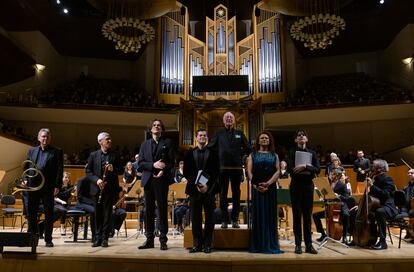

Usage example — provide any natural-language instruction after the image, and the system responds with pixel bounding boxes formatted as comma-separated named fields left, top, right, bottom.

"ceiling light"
left=379, top=0, right=385, bottom=4
left=56, top=0, right=61, bottom=4
left=63, top=8, right=69, bottom=14
left=401, top=56, right=413, bottom=65
left=34, top=64, right=46, bottom=71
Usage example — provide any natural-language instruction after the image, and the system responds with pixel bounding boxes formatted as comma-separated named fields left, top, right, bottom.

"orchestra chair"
left=386, top=190, right=410, bottom=248
left=1, top=194, right=23, bottom=229
left=65, top=209, right=90, bottom=242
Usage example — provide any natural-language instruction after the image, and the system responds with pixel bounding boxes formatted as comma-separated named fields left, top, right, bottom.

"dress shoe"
left=160, top=242, right=168, bottom=250
left=101, top=240, right=109, bottom=247
left=92, top=240, right=102, bottom=247
left=232, top=221, right=240, bottom=228
left=189, top=247, right=202, bottom=253
left=372, top=240, right=387, bottom=250
left=138, top=240, right=154, bottom=249
left=346, top=240, right=356, bottom=246
left=294, top=245, right=302, bottom=254
left=203, top=247, right=212, bottom=254
left=404, top=233, right=412, bottom=239
left=45, top=241, right=54, bottom=248
left=305, top=246, right=318, bottom=254
left=316, top=235, right=326, bottom=242
left=221, top=222, right=228, bottom=229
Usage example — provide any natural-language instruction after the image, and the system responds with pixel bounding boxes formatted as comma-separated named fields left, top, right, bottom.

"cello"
left=352, top=174, right=380, bottom=247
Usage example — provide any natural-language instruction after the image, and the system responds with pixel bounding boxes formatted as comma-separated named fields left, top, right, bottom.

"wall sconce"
left=34, top=64, right=46, bottom=71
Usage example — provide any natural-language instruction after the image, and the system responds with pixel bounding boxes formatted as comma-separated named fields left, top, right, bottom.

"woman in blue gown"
left=247, top=131, right=283, bottom=254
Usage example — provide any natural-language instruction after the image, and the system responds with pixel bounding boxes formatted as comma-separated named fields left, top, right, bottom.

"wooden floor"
left=1, top=226, right=414, bottom=272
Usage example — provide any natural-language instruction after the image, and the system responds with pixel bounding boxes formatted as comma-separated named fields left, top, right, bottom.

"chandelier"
left=290, top=0, right=346, bottom=50
left=101, top=0, right=155, bottom=53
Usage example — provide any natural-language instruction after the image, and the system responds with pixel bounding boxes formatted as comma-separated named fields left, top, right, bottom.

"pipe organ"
left=158, top=3, right=284, bottom=104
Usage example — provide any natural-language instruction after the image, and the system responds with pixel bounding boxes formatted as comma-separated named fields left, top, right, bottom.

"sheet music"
left=195, top=170, right=209, bottom=186
left=295, top=151, right=312, bottom=166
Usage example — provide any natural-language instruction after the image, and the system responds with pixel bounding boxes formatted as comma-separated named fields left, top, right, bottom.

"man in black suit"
left=366, top=159, right=398, bottom=250
left=184, top=128, right=219, bottom=254
left=137, top=119, right=175, bottom=250
left=87, top=132, right=120, bottom=247
left=353, top=150, right=371, bottom=182
left=26, top=128, right=63, bottom=247
left=208, top=112, right=252, bottom=229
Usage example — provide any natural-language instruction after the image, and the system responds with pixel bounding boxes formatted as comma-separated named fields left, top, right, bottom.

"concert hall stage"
left=1, top=227, right=414, bottom=272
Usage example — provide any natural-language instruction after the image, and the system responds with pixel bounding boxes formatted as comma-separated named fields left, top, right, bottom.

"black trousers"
left=191, top=192, right=215, bottom=248
left=290, top=179, right=314, bottom=247
left=144, top=178, right=169, bottom=243
left=111, top=208, right=127, bottom=231
left=219, top=169, right=242, bottom=223
left=74, top=202, right=96, bottom=238
left=94, top=193, right=113, bottom=241
left=27, top=190, right=54, bottom=243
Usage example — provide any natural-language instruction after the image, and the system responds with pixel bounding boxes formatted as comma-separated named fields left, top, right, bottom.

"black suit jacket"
left=86, top=149, right=120, bottom=201
left=353, top=158, right=371, bottom=182
left=138, top=137, right=175, bottom=188
left=184, top=147, right=219, bottom=196
left=27, top=145, right=63, bottom=191
left=208, top=128, right=252, bottom=169
left=370, top=174, right=398, bottom=218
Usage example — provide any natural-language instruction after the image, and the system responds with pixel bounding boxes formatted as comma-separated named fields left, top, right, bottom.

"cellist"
left=348, top=159, right=398, bottom=249
left=313, top=168, right=352, bottom=243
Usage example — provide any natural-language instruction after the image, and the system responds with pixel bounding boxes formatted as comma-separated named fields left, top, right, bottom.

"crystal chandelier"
left=290, top=0, right=346, bottom=50
left=101, top=0, right=155, bottom=53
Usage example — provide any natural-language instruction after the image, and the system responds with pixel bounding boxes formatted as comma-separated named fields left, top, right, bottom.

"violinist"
left=402, top=169, right=414, bottom=241
left=54, top=172, right=75, bottom=236
left=109, top=185, right=127, bottom=238
left=123, top=161, right=137, bottom=192
left=348, top=159, right=398, bottom=249
left=313, top=169, right=352, bottom=243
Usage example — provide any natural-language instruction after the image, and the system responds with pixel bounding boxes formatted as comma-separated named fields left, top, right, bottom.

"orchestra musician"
left=109, top=185, right=127, bottom=238
left=348, top=159, right=398, bottom=249
left=26, top=128, right=63, bottom=248
left=403, top=168, right=414, bottom=242
left=313, top=168, right=352, bottom=243
left=353, top=150, right=371, bottom=183
left=54, top=171, right=75, bottom=236
left=87, top=132, right=121, bottom=248
left=287, top=129, right=320, bottom=254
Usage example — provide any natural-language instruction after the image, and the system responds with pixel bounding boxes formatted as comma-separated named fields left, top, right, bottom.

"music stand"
left=124, top=181, right=145, bottom=240
left=313, top=177, right=349, bottom=252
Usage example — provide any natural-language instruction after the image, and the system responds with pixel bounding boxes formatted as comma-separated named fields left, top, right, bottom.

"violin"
left=114, top=190, right=127, bottom=209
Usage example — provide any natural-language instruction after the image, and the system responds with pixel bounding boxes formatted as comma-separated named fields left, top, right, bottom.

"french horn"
left=12, top=160, right=45, bottom=195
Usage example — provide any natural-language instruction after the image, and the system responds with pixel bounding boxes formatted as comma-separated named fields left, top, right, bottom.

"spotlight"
left=254, top=7, right=260, bottom=17
left=379, top=0, right=385, bottom=4
left=63, top=8, right=69, bottom=14
left=56, top=0, right=61, bottom=4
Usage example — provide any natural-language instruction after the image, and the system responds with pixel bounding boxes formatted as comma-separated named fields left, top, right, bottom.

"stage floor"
left=1, top=226, right=414, bottom=272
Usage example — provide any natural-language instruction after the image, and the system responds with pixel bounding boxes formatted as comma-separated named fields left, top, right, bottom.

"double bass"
left=352, top=174, right=380, bottom=247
